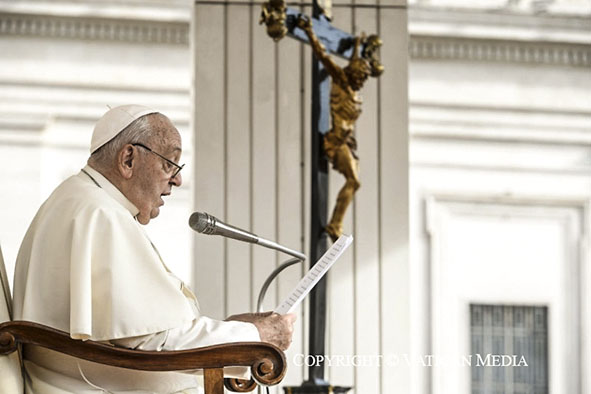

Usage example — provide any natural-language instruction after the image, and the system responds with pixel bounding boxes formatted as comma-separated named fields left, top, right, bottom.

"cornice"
left=409, top=35, right=590, bottom=67
left=0, top=12, right=189, bottom=45
left=408, top=5, right=591, bottom=67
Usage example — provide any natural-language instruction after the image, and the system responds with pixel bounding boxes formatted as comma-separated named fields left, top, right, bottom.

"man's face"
left=128, top=116, right=183, bottom=225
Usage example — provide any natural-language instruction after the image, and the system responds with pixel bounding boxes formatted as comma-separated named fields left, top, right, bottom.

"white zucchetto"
left=90, top=104, right=158, bottom=153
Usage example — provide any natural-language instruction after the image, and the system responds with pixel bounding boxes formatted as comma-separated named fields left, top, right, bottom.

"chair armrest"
left=0, top=321, right=286, bottom=392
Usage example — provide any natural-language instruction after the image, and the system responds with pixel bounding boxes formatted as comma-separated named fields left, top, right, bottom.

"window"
left=471, top=304, right=548, bottom=394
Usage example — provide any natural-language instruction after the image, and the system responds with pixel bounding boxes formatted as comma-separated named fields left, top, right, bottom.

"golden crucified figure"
left=297, top=15, right=382, bottom=241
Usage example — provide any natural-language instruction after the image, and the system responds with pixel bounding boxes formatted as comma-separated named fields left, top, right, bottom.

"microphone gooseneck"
left=189, top=211, right=306, bottom=261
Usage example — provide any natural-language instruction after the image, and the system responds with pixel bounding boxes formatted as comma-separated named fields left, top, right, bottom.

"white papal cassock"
left=13, top=165, right=260, bottom=393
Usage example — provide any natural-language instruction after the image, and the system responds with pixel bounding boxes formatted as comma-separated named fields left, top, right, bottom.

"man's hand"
left=226, top=312, right=297, bottom=351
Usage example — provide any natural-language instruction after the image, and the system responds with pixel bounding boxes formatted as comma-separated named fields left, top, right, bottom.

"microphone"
left=189, top=212, right=306, bottom=261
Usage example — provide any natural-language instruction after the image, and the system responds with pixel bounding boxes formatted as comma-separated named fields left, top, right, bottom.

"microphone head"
left=189, top=212, right=216, bottom=234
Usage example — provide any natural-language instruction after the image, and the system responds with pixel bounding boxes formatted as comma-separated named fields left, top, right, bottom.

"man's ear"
left=117, top=144, right=135, bottom=179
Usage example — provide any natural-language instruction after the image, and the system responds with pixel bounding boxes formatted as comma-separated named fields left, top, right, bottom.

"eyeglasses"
left=132, top=143, right=185, bottom=178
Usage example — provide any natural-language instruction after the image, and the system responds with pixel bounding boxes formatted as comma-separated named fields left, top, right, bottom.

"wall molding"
left=409, top=101, right=591, bottom=146
left=0, top=12, right=189, bottom=45
left=410, top=35, right=591, bottom=67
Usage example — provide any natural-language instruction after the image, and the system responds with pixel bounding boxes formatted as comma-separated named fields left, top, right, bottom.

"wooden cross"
left=260, top=1, right=383, bottom=392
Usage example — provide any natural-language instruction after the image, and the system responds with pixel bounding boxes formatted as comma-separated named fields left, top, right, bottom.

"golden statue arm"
left=296, top=16, right=347, bottom=85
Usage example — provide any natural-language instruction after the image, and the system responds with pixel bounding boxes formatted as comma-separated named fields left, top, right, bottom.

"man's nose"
left=170, top=172, right=182, bottom=187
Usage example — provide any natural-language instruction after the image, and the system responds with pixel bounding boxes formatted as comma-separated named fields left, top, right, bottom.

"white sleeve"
left=110, top=316, right=260, bottom=351
left=110, top=317, right=260, bottom=379
left=162, top=316, right=261, bottom=350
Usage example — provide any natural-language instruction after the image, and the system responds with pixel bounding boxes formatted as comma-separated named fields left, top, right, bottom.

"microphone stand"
left=257, top=257, right=303, bottom=312
left=255, top=250, right=305, bottom=394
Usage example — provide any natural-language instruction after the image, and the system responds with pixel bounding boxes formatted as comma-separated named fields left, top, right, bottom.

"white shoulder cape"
left=13, top=166, right=197, bottom=341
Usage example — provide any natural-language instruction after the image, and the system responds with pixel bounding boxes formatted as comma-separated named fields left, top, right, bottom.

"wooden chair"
left=0, top=245, right=286, bottom=394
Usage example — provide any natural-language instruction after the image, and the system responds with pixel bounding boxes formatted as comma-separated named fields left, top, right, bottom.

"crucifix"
left=260, top=1, right=384, bottom=392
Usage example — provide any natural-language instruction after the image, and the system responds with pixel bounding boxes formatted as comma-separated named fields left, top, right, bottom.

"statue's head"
left=344, top=37, right=371, bottom=90
left=344, top=58, right=371, bottom=91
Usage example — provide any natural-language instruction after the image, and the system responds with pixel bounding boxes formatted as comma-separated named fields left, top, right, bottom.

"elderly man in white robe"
left=12, top=105, right=296, bottom=393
